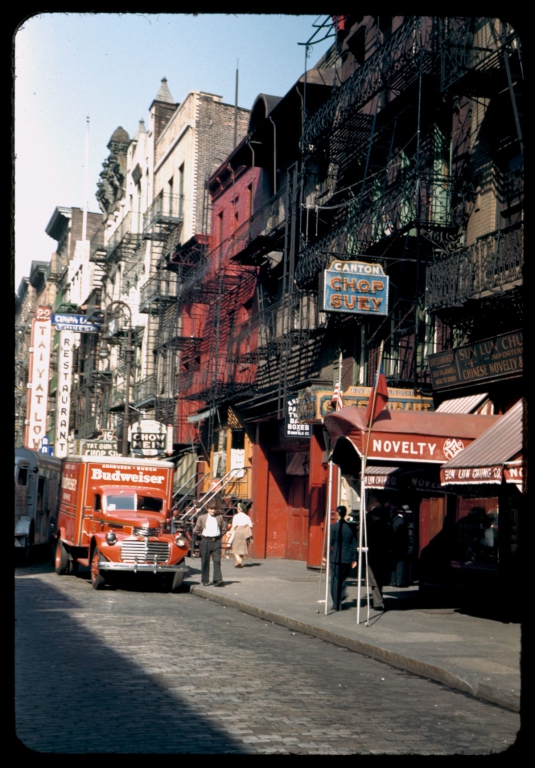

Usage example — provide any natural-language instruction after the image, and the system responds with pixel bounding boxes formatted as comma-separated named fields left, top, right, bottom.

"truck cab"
left=54, top=456, right=189, bottom=592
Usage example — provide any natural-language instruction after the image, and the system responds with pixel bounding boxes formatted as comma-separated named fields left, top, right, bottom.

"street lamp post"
left=100, top=301, right=133, bottom=457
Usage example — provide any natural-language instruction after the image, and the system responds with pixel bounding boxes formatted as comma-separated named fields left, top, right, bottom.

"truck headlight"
left=174, top=536, right=187, bottom=548
left=106, top=531, right=117, bottom=545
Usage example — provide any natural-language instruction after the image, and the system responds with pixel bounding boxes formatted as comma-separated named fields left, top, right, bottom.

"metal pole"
left=324, top=459, right=333, bottom=615
left=357, top=340, right=385, bottom=624
left=123, top=321, right=132, bottom=457
left=357, top=457, right=367, bottom=625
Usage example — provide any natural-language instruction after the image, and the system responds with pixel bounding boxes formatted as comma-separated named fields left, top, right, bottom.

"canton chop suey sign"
left=320, top=260, right=389, bottom=315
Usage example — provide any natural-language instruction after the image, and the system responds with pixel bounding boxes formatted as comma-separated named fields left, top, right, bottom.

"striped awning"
left=440, top=399, right=524, bottom=487
left=436, top=393, right=489, bottom=414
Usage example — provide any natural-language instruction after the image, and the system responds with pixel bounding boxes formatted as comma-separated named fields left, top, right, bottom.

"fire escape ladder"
left=172, top=471, right=211, bottom=514
left=187, top=467, right=251, bottom=517
left=276, top=173, right=295, bottom=417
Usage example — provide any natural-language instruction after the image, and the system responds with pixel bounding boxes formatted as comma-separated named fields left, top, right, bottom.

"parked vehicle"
left=15, top=447, right=61, bottom=561
left=54, top=456, right=189, bottom=591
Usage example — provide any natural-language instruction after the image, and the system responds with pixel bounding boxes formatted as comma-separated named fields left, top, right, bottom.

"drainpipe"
left=269, top=115, right=277, bottom=194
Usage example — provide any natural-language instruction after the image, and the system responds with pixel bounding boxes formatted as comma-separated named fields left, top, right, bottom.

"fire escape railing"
left=300, top=17, right=431, bottom=157
left=425, top=223, right=523, bottom=311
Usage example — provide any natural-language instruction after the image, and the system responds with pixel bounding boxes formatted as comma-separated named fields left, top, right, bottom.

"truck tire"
left=90, top=548, right=106, bottom=590
left=169, top=570, right=185, bottom=593
left=54, top=538, right=69, bottom=575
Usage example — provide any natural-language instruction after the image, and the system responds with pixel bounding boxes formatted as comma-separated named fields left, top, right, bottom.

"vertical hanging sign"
left=25, top=307, right=52, bottom=450
left=54, top=330, right=75, bottom=457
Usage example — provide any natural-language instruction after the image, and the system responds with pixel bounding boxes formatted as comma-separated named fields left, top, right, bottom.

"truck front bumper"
left=98, top=561, right=189, bottom=575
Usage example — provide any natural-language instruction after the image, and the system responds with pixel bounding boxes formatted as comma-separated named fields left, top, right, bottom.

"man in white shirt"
left=193, top=500, right=226, bottom=586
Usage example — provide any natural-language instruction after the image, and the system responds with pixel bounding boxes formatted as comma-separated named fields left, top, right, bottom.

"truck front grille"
left=120, top=540, right=170, bottom=563
left=133, top=526, right=159, bottom=537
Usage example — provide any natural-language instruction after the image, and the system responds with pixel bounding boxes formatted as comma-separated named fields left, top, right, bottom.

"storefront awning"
left=323, top=406, right=499, bottom=464
left=440, top=399, right=524, bottom=487
left=436, top=393, right=489, bottom=413
left=365, top=465, right=400, bottom=488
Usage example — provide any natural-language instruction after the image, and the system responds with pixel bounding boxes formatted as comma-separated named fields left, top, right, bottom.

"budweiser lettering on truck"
left=54, top=456, right=188, bottom=592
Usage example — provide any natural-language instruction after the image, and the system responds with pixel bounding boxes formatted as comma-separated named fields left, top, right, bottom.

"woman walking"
left=229, top=502, right=253, bottom=567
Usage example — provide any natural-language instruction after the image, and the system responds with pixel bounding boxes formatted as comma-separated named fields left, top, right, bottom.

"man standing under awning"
left=366, top=495, right=391, bottom=611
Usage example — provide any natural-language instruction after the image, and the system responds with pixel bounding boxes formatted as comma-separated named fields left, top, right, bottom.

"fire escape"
left=138, top=192, right=184, bottom=424
left=227, top=168, right=324, bottom=422
left=179, top=244, right=257, bottom=448
left=425, top=18, right=523, bottom=337
left=293, top=16, right=522, bottom=387
left=75, top=226, right=111, bottom=438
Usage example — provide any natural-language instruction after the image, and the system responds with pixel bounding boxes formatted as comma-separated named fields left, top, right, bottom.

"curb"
left=190, top=585, right=520, bottom=713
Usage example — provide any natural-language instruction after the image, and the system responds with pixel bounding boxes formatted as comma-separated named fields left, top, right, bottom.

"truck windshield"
left=105, top=494, right=136, bottom=511
left=137, top=496, right=163, bottom=512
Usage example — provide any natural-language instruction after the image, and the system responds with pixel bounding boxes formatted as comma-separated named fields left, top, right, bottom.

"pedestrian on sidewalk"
left=324, top=505, right=357, bottom=611
left=193, top=497, right=227, bottom=586
left=366, top=495, right=391, bottom=611
left=390, top=506, right=410, bottom=587
left=229, top=502, right=253, bottom=568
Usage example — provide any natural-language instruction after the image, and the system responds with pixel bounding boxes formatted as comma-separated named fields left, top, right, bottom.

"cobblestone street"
left=15, top=564, right=520, bottom=755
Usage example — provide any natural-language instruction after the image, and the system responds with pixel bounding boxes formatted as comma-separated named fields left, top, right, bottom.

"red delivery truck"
left=54, top=455, right=189, bottom=591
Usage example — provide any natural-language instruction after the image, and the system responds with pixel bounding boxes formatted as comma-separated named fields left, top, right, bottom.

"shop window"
left=454, top=504, right=498, bottom=566
left=231, top=430, right=245, bottom=450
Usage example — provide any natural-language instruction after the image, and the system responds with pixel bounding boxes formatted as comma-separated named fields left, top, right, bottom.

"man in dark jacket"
left=390, top=508, right=410, bottom=587
left=326, top=505, right=357, bottom=611
left=366, top=495, right=391, bottom=610
left=193, top=496, right=227, bottom=586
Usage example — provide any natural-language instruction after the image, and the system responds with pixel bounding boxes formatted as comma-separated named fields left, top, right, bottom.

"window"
left=168, top=176, right=174, bottom=216
left=105, top=494, right=136, bottom=511
left=17, top=467, right=28, bottom=486
left=137, top=496, right=163, bottom=512
left=178, top=163, right=185, bottom=217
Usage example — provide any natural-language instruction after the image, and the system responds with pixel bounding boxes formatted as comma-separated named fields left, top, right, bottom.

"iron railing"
left=426, top=223, right=523, bottom=311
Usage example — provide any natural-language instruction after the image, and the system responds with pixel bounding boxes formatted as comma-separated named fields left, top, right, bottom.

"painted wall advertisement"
left=296, top=386, right=434, bottom=422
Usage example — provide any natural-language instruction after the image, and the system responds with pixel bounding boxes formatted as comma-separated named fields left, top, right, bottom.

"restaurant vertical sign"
left=25, top=307, right=52, bottom=450
left=54, top=330, right=75, bottom=457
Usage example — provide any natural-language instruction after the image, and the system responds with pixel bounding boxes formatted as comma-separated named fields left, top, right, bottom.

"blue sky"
left=14, top=12, right=334, bottom=288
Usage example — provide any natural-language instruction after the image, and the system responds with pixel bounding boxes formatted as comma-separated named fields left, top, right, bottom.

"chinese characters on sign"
left=428, top=331, right=522, bottom=391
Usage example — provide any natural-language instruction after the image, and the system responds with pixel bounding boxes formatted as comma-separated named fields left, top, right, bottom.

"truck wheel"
left=54, top=538, right=69, bottom=575
left=169, top=570, right=185, bottom=593
left=90, top=548, right=106, bottom=590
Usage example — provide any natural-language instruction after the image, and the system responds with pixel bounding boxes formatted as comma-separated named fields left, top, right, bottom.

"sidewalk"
left=186, top=556, right=521, bottom=713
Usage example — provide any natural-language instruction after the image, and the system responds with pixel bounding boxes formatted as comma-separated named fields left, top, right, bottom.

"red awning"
left=440, top=399, right=524, bottom=487
left=323, top=406, right=500, bottom=464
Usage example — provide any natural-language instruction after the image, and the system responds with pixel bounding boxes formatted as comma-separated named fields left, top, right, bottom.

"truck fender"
left=90, top=537, right=105, bottom=561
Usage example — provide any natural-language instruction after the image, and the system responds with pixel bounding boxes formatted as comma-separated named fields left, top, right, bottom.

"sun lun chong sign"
left=320, top=260, right=389, bottom=315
